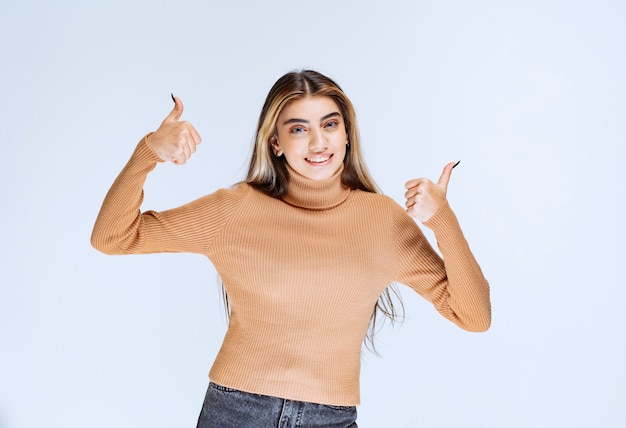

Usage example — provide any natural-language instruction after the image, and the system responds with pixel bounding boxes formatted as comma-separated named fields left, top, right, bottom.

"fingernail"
left=171, top=93, right=175, bottom=103
left=453, top=160, right=461, bottom=169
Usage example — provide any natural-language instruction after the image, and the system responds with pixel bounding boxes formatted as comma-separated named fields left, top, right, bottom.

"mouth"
left=305, top=154, right=333, bottom=165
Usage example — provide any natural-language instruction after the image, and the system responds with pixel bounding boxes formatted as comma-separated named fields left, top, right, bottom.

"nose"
left=309, top=129, right=327, bottom=152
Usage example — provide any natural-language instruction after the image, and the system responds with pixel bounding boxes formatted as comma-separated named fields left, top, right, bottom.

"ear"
left=270, top=136, right=282, bottom=156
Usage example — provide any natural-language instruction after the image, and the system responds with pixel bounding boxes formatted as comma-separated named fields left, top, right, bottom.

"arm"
left=91, top=96, right=215, bottom=255
left=397, top=162, right=491, bottom=332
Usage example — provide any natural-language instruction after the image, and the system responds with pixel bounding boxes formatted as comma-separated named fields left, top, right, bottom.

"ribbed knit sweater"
left=91, top=137, right=491, bottom=406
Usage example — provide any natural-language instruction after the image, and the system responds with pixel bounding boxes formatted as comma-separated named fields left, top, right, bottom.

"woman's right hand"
left=146, top=95, right=202, bottom=165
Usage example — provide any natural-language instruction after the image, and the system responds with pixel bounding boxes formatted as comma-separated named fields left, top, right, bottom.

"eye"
left=324, top=120, right=339, bottom=129
left=289, top=125, right=307, bottom=134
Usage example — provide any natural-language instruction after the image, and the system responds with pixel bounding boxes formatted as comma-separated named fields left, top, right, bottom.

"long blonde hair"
left=233, top=70, right=403, bottom=351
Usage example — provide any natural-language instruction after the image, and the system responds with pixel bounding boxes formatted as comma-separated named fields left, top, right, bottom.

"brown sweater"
left=91, top=137, right=491, bottom=406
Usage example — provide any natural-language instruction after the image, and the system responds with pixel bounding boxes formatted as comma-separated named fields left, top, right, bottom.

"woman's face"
left=272, top=96, right=347, bottom=181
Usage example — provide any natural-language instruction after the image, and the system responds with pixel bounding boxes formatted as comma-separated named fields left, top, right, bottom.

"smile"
left=306, top=154, right=333, bottom=164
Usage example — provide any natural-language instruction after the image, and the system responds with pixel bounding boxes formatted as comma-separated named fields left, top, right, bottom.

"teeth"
left=307, top=156, right=330, bottom=163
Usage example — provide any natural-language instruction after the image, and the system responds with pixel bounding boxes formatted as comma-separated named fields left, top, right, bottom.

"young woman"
left=91, top=70, right=491, bottom=428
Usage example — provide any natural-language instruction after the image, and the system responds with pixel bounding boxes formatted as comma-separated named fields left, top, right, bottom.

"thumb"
left=163, top=93, right=184, bottom=122
left=437, top=160, right=459, bottom=190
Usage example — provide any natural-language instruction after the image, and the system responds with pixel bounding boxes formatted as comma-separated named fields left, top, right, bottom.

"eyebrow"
left=282, top=111, right=341, bottom=125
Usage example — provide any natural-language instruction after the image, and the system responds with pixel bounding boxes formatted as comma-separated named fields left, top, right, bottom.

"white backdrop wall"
left=2, top=1, right=625, bottom=427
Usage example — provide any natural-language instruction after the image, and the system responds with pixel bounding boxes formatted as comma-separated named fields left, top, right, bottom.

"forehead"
left=278, top=96, right=341, bottom=121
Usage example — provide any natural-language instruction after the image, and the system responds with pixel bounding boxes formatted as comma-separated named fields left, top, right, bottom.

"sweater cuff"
left=135, top=133, right=165, bottom=163
left=422, top=200, right=460, bottom=233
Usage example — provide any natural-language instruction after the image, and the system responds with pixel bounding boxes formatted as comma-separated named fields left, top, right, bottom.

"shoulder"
left=212, top=182, right=285, bottom=210
left=348, top=190, right=411, bottom=225
left=217, top=182, right=253, bottom=198
left=351, top=189, right=404, bottom=211
left=180, top=182, right=252, bottom=216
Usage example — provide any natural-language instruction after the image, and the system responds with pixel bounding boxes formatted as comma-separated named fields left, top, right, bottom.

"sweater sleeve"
left=393, top=200, right=491, bottom=332
left=91, top=136, right=246, bottom=256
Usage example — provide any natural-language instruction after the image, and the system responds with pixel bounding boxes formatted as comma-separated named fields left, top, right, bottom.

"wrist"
left=139, top=133, right=164, bottom=163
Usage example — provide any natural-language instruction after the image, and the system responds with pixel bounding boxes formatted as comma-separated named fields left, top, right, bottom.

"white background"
left=2, top=1, right=625, bottom=427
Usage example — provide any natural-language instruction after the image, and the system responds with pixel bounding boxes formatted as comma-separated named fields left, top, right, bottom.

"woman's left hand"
left=404, top=162, right=457, bottom=222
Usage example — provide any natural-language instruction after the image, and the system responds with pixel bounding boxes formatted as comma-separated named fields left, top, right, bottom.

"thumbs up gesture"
left=145, top=95, right=202, bottom=165
left=404, top=161, right=459, bottom=222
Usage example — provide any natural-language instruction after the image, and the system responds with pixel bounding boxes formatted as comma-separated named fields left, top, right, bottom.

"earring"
left=346, top=140, right=350, bottom=147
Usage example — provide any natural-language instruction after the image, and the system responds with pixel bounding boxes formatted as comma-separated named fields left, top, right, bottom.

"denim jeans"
left=196, top=382, right=358, bottom=428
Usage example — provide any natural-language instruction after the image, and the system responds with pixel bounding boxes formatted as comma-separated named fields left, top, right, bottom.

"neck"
left=281, top=164, right=351, bottom=210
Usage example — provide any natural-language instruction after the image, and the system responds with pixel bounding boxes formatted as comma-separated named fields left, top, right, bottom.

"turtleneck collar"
left=281, top=163, right=351, bottom=210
